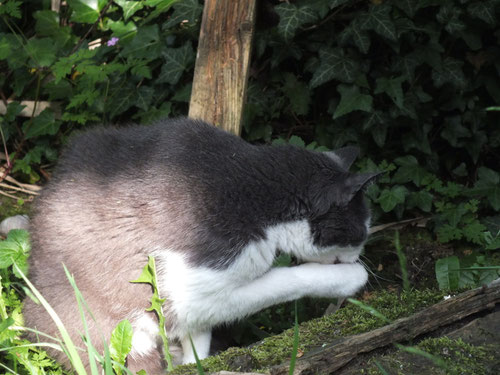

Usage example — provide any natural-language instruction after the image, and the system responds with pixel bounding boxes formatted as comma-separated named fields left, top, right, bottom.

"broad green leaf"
left=333, top=85, right=372, bottom=119
left=0, top=230, right=30, bottom=274
left=120, top=25, right=160, bottom=59
left=374, top=76, right=405, bottom=109
left=288, top=135, right=305, bottom=148
left=26, top=38, right=57, bottom=67
left=67, top=0, right=100, bottom=23
left=359, top=4, right=397, bottom=41
left=34, top=10, right=71, bottom=45
left=392, top=156, right=430, bottom=187
left=310, top=47, right=359, bottom=88
left=115, top=0, right=144, bottom=21
left=158, top=42, right=194, bottom=85
left=110, top=320, right=133, bottom=375
left=275, top=3, right=318, bottom=42
left=107, top=20, right=137, bottom=40
left=469, top=167, right=500, bottom=210
left=468, top=1, right=496, bottom=26
left=377, top=186, right=408, bottom=212
left=0, top=34, right=12, bottom=60
left=407, top=191, right=434, bottom=212
left=435, top=256, right=460, bottom=291
left=23, top=109, right=60, bottom=139
left=163, top=0, right=202, bottom=28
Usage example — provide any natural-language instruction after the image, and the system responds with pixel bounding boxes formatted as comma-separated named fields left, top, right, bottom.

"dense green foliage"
left=0, top=0, right=499, bottom=373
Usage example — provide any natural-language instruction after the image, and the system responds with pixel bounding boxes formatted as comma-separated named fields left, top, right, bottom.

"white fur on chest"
left=153, top=220, right=366, bottom=338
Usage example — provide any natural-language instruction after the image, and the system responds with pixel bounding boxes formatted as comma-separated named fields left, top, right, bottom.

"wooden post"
left=188, top=0, right=257, bottom=135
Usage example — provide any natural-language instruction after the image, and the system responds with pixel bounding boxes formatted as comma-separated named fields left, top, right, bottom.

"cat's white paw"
left=295, top=262, right=368, bottom=298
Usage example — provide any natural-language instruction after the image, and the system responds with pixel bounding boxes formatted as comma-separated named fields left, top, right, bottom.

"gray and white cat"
left=23, top=118, right=377, bottom=374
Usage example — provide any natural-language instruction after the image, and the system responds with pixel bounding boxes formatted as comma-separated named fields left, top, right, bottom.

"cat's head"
left=300, top=147, right=380, bottom=264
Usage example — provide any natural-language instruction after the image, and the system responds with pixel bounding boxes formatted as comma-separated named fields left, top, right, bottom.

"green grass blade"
left=395, top=343, right=448, bottom=369
left=373, top=360, right=389, bottom=375
left=63, top=264, right=99, bottom=374
left=189, top=335, right=206, bottom=375
left=288, top=300, right=299, bottom=375
left=12, top=262, right=88, bottom=375
left=347, top=298, right=392, bottom=323
left=394, top=230, right=410, bottom=291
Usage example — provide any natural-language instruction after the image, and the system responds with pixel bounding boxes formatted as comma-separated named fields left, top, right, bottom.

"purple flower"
left=107, top=37, right=119, bottom=47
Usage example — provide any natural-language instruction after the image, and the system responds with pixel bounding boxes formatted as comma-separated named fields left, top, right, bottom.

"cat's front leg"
left=223, top=262, right=367, bottom=318
left=180, top=330, right=211, bottom=364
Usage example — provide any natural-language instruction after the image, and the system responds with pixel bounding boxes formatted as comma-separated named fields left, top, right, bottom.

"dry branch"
left=271, top=279, right=500, bottom=375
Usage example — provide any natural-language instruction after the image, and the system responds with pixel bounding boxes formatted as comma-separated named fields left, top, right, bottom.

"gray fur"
left=23, top=118, right=375, bottom=372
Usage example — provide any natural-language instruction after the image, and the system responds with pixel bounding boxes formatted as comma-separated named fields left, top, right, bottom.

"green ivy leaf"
left=467, top=1, right=496, bottom=26
left=109, top=320, right=133, bottom=375
left=374, top=76, right=405, bottom=109
left=135, top=86, right=154, bottom=111
left=340, top=18, right=371, bottom=54
left=435, top=256, right=460, bottom=291
left=67, top=0, right=100, bottom=24
left=163, top=0, right=202, bottom=28
left=158, top=42, right=194, bottom=85
left=395, top=0, right=421, bottom=18
left=115, top=0, right=144, bottom=21
left=432, top=57, right=466, bottom=89
left=310, top=47, right=359, bottom=88
left=120, top=25, right=160, bottom=59
left=392, top=155, right=430, bottom=187
left=436, top=5, right=465, bottom=34
left=275, top=3, right=318, bottom=42
left=377, top=186, right=408, bottom=212
left=333, top=84, right=373, bottom=119
left=359, top=4, right=397, bottom=41
left=23, top=109, right=60, bottom=139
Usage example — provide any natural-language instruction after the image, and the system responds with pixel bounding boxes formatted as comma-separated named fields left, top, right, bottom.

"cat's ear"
left=335, top=172, right=382, bottom=205
left=324, top=146, right=359, bottom=170
left=310, top=171, right=382, bottom=215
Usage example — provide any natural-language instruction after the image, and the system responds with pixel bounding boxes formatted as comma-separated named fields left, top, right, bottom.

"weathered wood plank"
left=270, top=279, right=500, bottom=375
left=188, top=0, right=257, bottom=135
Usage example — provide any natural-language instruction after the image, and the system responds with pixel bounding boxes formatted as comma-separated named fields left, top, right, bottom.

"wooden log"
left=188, top=0, right=257, bottom=135
left=270, top=279, right=500, bottom=375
